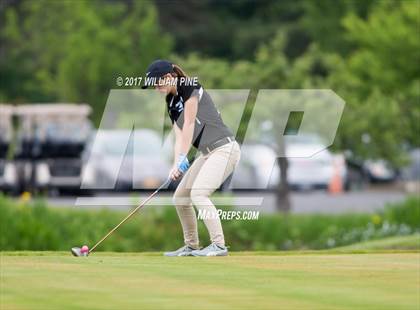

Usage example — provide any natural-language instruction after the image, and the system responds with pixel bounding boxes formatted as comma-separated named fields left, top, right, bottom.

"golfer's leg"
left=173, top=155, right=206, bottom=249
left=190, top=142, right=241, bottom=247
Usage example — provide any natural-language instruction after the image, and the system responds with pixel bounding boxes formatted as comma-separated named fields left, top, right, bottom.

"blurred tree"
left=155, top=0, right=308, bottom=60
left=300, top=0, right=377, bottom=54
left=251, top=33, right=291, bottom=212
left=330, top=0, right=420, bottom=165
left=0, top=0, right=172, bottom=124
left=1, top=0, right=418, bottom=210
left=156, top=0, right=381, bottom=61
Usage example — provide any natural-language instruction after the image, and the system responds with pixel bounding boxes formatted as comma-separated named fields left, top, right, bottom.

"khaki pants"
left=173, top=141, right=241, bottom=248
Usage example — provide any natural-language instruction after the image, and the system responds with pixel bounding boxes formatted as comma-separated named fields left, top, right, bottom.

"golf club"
left=71, top=178, right=171, bottom=257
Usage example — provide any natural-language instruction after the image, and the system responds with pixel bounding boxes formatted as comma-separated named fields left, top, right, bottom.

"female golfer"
left=143, top=60, right=240, bottom=256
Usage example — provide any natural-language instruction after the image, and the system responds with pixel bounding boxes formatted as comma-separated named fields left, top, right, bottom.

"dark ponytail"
left=172, top=64, right=188, bottom=78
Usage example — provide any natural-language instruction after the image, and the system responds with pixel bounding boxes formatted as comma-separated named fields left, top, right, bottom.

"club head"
left=71, top=247, right=88, bottom=257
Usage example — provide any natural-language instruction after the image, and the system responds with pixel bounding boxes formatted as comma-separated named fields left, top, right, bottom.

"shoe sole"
left=163, top=252, right=193, bottom=257
left=178, top=252, right=193, bottom=257
left=191, top=251, right=228, bottom=257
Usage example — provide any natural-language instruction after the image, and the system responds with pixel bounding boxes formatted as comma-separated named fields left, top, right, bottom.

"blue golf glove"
left=177, top=154, right=190, bottom=174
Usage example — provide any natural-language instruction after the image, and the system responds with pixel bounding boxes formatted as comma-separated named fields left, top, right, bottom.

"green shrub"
left=383, top=197, right=420, bottom=228
left=0, top=195, right=418, bottom=251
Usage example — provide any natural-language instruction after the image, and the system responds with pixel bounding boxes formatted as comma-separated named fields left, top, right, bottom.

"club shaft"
left=89, top=179, right=170, bottom=253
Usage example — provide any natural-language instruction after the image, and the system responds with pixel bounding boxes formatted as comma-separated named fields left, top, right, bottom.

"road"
left=46, top=189, right=409, bottom=214
left=235, top=190, right=408, bottom=213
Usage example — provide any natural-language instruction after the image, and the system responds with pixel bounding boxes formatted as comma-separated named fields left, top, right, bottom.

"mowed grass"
left=333, top=234, right=420, bottom=251
left=1, top=252, right=419, bottom=310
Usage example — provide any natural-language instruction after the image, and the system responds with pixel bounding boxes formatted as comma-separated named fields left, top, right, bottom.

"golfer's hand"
left=169, top=165, right=182, bottom=181
left=177, top=154, right=190, bottom=173
left=169, top=154, right=190, bottom=180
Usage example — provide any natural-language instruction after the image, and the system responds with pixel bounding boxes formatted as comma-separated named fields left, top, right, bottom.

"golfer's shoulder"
left=178, top=78, right=203, bottom=101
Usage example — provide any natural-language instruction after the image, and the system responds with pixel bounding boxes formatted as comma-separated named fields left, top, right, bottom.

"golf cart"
left=14, top=104, right=92, bottom=195
left=0, top=104, right=18, bottom=194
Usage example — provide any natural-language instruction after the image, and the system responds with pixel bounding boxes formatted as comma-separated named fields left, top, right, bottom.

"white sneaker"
left=163, top=245, right=196, bottom=257
left=191, top=243, right=228, bottom=257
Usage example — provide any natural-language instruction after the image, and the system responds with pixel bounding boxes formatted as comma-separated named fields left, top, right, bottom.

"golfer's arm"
left=173, top=123, right=182, bottom=165
left=180, top=96, right=198, bottom=155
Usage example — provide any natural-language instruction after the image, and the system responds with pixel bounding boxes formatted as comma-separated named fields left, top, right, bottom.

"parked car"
left=14, top=104, right=92, bottom=194
left=230, top=143, right=279, bottom=190
left=0, top=105, right=18, bottom=194
left=364, top=159, right=396, bottom=183
left=287, top=142, right=341, bottom=190
left=230, top=135, right=346, bottom=191
left=81, top=129, right=172, bottom=191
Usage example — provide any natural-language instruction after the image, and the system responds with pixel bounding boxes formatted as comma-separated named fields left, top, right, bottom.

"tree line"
left=1, top=0, right=418, bottom=167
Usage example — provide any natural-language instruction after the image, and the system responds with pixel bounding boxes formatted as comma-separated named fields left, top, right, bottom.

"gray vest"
left=166, top=83, right=233, bottom=151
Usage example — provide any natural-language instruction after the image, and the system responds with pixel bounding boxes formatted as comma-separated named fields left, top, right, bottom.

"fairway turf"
left=333, top=234, right=420, bottom=251
left=1, top=252, right=419, bottom=310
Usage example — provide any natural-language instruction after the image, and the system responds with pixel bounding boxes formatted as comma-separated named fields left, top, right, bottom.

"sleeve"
left=179, top=82, right=203, bottom=102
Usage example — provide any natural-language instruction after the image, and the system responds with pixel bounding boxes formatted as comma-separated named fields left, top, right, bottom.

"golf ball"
left=81, top=245, right=89, bottom=253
